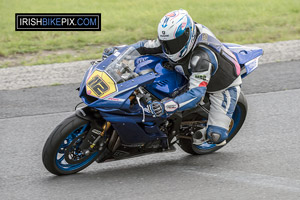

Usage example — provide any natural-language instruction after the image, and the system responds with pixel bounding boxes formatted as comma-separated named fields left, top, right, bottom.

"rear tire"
left=42, top=114, right=99, bottom=175
left=179, top=92, right=248, bottom=155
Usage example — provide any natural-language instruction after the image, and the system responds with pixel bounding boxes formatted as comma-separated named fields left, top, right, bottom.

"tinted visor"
left=160, top=28, right=190, bottom=54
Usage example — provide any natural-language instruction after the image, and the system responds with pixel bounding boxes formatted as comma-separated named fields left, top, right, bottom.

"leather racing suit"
left=132, top=24, right=242, bottom=143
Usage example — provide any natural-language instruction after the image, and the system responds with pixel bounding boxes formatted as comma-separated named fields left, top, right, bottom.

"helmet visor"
left=160, top=28, right=190, bottom=54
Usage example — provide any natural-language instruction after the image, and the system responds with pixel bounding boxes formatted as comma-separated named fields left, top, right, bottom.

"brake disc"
left=64, top=133, right=91, bottom=165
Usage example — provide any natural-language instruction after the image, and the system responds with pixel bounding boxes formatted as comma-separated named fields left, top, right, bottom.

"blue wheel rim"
left=195, top=104, right=242, bottom=150
left=55, top=124, right=99, bottom=171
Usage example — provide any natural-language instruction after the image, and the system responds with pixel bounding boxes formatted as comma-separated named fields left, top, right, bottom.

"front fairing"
left=79, top=46, right=188, bottom=115
left=79, top=47, right=158, bottom=110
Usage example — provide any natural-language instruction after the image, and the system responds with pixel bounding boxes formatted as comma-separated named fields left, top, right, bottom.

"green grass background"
left=0, top=0, right=300, bottom=66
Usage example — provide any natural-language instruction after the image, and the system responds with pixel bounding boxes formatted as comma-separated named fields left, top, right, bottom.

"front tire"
left=179, top=92, right=248, bottom=155
left=42, top=114, right=99, bottom=175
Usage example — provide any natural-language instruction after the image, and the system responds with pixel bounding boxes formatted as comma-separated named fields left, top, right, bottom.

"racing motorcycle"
left=42, top=39, right=263, bottom=175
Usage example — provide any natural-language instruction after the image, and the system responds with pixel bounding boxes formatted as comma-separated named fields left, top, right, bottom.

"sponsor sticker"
left=107, top=97, right=125, bottom=102
left=164, top=100, right=178, bottom=112
left=195, top=74, right=207, bottom=80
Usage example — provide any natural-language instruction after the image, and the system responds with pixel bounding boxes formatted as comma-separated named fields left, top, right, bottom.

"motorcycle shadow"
left=45, top=150, right=239, bottom=181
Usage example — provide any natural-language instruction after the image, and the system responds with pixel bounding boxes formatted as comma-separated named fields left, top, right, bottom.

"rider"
left=103, top=9, right=242, bottom=146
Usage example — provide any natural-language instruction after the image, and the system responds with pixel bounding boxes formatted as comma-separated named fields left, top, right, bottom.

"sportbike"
left=42, top=39, right=263, bottom=175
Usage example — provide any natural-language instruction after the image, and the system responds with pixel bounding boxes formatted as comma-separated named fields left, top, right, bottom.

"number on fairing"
left=88, top=76, right=109, bottom=96
left=87, top=76, right=109, bottom=96
left=86, top=70, right=117, bottom=98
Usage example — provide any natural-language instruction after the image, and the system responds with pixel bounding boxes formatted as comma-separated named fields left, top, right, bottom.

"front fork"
left=84, top=122, right=111, bottom=156
left=75, top=106, right=113, bottom=156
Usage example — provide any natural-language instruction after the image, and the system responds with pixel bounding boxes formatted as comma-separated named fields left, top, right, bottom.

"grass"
left=0, top=0, right=300, bottom=67
left=50, top=83, right=62, bottom=86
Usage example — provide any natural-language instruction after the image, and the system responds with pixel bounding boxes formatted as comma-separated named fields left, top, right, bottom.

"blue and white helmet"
left=158, top=9, right=196, bottom=62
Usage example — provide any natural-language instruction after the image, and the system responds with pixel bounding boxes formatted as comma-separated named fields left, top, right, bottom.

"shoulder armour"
left=190, top=48, right=212, bottom=73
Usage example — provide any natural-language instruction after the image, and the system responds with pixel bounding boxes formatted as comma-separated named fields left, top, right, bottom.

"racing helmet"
left=158, top=9, right=196, bottom=62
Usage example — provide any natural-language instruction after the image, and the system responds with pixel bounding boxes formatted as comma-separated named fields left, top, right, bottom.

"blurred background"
left=1, top=1, right=300, bottom=199
left=0, top=0, right=299, bottom=67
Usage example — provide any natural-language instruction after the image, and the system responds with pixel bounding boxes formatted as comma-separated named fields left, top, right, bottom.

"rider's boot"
left=193, top=126, right=228, bottom=146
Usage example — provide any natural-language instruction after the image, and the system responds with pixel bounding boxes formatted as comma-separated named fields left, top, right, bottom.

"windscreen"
left=105, top=47, right=140, bottom=84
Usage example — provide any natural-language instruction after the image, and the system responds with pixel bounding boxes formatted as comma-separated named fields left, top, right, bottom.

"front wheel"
left=179, top=92, right=248, bottom=155
left=42, top=114, right=100, bottom=175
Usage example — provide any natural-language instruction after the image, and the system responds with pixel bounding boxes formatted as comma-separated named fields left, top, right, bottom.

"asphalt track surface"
left=1, top=61, right=300, bottom=199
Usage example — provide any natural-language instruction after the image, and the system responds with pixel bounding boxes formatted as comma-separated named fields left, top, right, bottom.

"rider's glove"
left=148, top=98, right=179, bottom=117
left=102, top=47, right=117, bottom=59
left=149, top=101, right=164, bottom=117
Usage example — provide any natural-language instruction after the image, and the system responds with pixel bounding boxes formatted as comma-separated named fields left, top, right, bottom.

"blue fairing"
left=223, top=43, right=263, bottom=65
left=78, top=47, right=187, bottom=144
left=224, top=43, right=263, bottom=78
left=135, top=55, right=189, bottom=100
left=145, top=58, right=188, bottom=99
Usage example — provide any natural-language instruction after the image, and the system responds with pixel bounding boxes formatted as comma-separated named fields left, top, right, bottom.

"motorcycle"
left=42, top=41, right=263, bottom=175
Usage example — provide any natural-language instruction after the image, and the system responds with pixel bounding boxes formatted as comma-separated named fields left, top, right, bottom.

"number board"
left=86, top=70, right=117, bottom=98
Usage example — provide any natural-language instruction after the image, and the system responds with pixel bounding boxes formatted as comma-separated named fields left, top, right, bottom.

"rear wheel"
left=178, top=92, right=248, bottom=155
left=42, top=114, right=100, bottom=175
